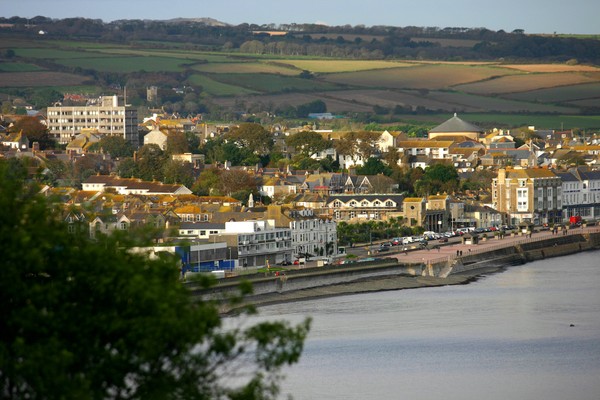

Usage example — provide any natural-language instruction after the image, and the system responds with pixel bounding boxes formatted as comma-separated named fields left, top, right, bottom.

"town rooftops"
left=505, top=168, right=558, bottom=179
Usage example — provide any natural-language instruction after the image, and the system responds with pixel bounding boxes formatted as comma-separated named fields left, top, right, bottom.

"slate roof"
left=325, top=194, right=405, bottom=204
left=430, top=114, right=484, bottom=133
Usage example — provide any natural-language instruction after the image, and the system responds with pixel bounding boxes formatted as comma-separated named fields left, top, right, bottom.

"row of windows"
left=332, top=200, right=395, bottom=208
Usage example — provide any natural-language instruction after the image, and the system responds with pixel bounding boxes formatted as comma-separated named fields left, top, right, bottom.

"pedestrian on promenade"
left=456, top=249, right=460, bottom=257
left=403, top=247, right=408, bottom=255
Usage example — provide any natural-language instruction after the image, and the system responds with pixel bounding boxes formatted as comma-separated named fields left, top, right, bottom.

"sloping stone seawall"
left=191, top=232, right=600, bottom=306
left=448, top=232, right=600, bottom=274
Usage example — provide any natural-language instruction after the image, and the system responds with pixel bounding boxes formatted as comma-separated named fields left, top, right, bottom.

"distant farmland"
left=453, top=72, right=600, bottom=95
left=323, top=64, right=518, bottom=90
left=276, top=59, right=413, bottom=73
left=1, top=37, right=600, bottom=127
left=0, top=71, right=88, bottom=87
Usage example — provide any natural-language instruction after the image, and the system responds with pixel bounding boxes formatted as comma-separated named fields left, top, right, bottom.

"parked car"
left=402, top=237, right=414, bottom=245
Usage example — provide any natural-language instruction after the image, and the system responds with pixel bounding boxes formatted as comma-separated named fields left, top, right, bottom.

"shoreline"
left=205, top=226, right=600, bottom=314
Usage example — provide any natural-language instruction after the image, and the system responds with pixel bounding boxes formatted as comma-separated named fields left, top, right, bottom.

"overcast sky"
left=3, top=0, right=599, bottom=34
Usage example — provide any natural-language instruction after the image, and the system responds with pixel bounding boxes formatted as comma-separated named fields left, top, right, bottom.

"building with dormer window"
left=325, top=194, right=405, bottom=221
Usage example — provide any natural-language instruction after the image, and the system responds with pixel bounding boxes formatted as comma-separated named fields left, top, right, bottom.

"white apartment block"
left=47, top=95, right=138, bottom=146
left=287, top=209, right=338, bottom=259
left=223, top=220, right=293, bottom=268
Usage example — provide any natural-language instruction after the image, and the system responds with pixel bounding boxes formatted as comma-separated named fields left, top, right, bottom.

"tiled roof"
left=397, top=140, right=455, bottom=148
left=506, top=168, right=558, bottom=179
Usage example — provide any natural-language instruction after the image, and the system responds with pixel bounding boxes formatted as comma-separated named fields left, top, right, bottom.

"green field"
left=187, top=74, right=258, bottom=96
left=56, top=56, right=192, bottom=73
left=0, top=62, right=44, bottom=72
left=193, top=62, right=299, bottom=75
left=95, top=48, right=236, bottom=62
left=211, top=73, right=342, bottom=93
left=14, top=48, right=104, bottom=59
left=2, top=36, right=599, bottom=125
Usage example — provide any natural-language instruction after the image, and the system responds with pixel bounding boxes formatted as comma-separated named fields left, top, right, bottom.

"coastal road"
left=379, top=225, right=600, bottom=265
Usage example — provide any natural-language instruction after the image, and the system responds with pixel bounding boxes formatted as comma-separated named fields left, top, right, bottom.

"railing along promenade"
left=421, top=225, right=600, bottom=266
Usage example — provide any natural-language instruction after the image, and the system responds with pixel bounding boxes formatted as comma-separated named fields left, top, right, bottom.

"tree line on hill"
left=2, top=16, right=600, bottom=63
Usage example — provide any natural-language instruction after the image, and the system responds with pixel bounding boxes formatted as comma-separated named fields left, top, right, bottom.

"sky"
left=2, top=0, right=599, bottom=35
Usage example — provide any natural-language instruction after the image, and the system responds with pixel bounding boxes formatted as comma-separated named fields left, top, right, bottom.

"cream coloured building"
left=492, top=168, right=562, bottom=225
left=47, top=95, right=138, bottom=147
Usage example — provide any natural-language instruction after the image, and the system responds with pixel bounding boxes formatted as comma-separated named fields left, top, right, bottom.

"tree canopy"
left=0, top=160, right=310, bottom=399
left=285, top=131, right=330, bottom=157
left=225, top=123, right=274, bottom=156
left=414, top=163, right=460, bottom=196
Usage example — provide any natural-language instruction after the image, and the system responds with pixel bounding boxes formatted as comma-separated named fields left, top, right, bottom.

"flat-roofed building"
left=47, top=95, right=138, bottom=147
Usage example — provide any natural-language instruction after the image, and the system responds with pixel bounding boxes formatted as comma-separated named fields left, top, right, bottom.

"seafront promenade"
left=387, top=224, right=600, bottom=265
left=198, top=224, right=600, bottom=311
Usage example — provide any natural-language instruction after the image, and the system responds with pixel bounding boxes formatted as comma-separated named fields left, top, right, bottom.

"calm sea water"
left=246, top=251, right=600, bottom=400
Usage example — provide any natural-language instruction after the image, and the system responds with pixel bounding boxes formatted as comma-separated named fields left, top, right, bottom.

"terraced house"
left=326, top=194, right=405, bottom=221
left=492, top=167, right=562, bottom=225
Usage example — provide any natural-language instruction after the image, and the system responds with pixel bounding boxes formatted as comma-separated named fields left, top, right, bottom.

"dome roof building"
left=428, top=113, right=484, bottom=141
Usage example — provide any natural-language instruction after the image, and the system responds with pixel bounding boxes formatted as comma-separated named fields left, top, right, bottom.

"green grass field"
left=56, top=56, right=192, bottom=73
left=193, top=62, right=299, bottom=75
left=187, top=74, right=258, bottom=96
left=2, top=37, right=599, bottom=127
left=211, top=73, right=342, bottom=93
left=0, top=62, right=45, bottom=72
left=95, top=48, right=236, bottom=62
left=14, top=48, right=104, bottom=59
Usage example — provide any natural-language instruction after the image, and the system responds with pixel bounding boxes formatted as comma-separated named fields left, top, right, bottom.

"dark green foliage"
left=337, top=218, right=418, bottom=246
left=285, top=131, right=330, bottom=157
left=0, top=160, right=310, bottom=399
left=88, top=135, right=135, bottom=158
left=356, top=158, right=392, bottom=176
left=415, top=163, right=460, bottom=196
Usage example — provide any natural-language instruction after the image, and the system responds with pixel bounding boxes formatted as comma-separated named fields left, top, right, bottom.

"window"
left=517, top=188, right=528, bottom=211
left=361, top=200, right=369, bottom=207
left=385, top=200, right=393, bottom=207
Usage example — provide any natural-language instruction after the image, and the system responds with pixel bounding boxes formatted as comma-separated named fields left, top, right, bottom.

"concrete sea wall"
left=191, top=231, right=600, bottom=307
